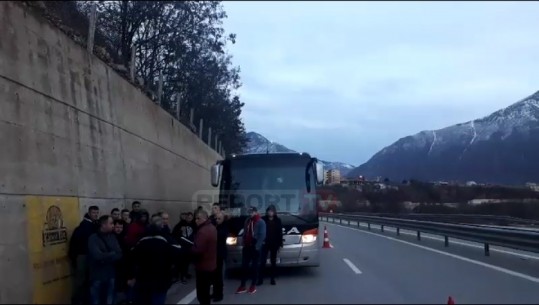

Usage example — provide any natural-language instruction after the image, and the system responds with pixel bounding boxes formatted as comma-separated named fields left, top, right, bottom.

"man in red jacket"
left=124, top=210, right=149, bottom=249
left=191, top=209, right=218, bottom=305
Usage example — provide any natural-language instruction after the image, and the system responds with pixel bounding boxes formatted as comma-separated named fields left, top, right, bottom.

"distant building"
left=442, top=202, right=459, bottom=208
left=526, top=182, right=539, bottom=192
left=468, top=198, right=508, bottom=206
left=403, top=201, right=421, bottom=211
left=325, top=169, right=341, bottom=185
left=466, top=181, right=477, bottom=186
left=340, top=176, right=364, bottom=188
left=374, top=183, right=399, bottom=191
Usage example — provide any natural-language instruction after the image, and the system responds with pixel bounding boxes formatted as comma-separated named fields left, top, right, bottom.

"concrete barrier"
left=0, top=2, right=221, bottom=303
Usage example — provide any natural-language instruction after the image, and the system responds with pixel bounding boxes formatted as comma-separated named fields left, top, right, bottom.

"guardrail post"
left=417, top=231, right=421, bottom=241
left=367, top=223, right=371, bottom=230
left=381, top=225, right=384, bottom=232
left=396, top=227, right=400, bottom=236
left=444, top=236, right=449, bottom=247
left=484, top=243, right=490, bottom=256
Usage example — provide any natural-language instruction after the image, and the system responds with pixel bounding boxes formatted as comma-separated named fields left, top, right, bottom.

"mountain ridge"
left=349, top=90, right=539, bottom=185
left=243, top=131, right=355, bottom=175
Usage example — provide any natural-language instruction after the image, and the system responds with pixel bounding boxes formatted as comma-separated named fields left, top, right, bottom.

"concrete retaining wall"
left=0, top=2, right=221, bottom=303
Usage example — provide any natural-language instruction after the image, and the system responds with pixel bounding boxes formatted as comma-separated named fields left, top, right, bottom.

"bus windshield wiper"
left=278, top=211, right=312, bottom=223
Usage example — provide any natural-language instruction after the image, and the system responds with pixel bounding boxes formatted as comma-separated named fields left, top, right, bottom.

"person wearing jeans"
left=258, top=205, right=283, bottom=285
left=87, top=215, right=122, bottom=305
left=212, top=212, right=228, bottom=302
left=191, top=209, right=218, bottom=305
left=90, top=279, right=115, bottom=305
left=235, top=207, right=266, bottom=294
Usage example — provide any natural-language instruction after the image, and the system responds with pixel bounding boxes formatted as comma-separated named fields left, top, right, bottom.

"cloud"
left=222, top=1, right=539, bottom=165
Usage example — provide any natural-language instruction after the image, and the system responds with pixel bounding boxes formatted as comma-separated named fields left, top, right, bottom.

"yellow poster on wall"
left=26, top=196, right=80, bottom=304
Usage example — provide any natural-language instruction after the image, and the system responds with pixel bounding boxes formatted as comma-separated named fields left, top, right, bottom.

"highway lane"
left=168, top=221, right=539, bottom=304
left=326, top=222, right=539, bottom=303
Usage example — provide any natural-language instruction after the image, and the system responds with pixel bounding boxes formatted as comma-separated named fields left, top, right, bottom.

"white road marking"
left=330, top=219, right=539, bottom=260
left=343, top=258, right=362, bottom=274
left=326, top=222, right=539, bottom=284
left=177, top=289, right=197, bottom=304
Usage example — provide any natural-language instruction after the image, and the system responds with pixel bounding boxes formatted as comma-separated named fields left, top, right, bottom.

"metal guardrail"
left=319, top=213, right=539, bottom=256
left=344, top=212, right=539, bottom=226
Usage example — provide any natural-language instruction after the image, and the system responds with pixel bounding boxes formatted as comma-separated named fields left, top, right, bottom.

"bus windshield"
left=220, top=157, right=318, bottom=220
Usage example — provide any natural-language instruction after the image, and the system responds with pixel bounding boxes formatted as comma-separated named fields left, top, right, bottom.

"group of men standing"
left=68, top=201, right=202, bottom=304
left=67, top=200, right=284, bottom=304
left=235, top=204, right=283, bottom=295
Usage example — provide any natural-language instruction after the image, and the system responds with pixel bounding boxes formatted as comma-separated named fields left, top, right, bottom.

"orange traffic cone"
left=322, top=226, right=331, bottom=248
left=447, top=296, right=455, bottom=305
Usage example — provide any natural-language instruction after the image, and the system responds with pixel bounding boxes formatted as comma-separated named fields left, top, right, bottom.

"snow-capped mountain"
left=243, top=132, right=355, bottom=175
left=349, top=90, right=539, bottom=185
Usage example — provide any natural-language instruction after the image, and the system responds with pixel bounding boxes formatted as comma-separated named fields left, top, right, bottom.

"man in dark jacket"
left=212, top=212, right=228, bottom=302
left=121, top=209, right=131, bottom=225
left=111, top=208, right=121, bottom=221
left=235, top=207, right=266, bottom=294
left=129, top=214, right=181, bottom=305
left=172, top=212, right=195, bottom=283
left=129, top=201, right=142, bottom=223
left=258, top=205, right=283, bottom=285
left=157, top=211, right=173, bottom=242
left=112, top=219, right=129, bottom=299
left=69, top=205, right=99, bottom=304
left=87, top=215, right=122, bottom=305
left=209, top=202, right=221, bottom=225
left=191, top=210, right=217, bottom=305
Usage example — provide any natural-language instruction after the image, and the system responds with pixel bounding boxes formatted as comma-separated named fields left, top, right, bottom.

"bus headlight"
left=226, top=237, right=237, bottom=245
left=301, top=234, right=317, bottom=243
left=301, top=228, right=318, bottom=243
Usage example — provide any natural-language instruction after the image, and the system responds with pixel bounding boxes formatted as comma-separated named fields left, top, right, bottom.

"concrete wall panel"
left=0, top=2, right=222, bottom=303
left=0, top=195, right=32, bottom=304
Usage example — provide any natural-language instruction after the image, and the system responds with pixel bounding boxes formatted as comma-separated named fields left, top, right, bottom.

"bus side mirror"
left=315, top=162, right=324, bottom=184
left=211, top=164, right=221, bottom=187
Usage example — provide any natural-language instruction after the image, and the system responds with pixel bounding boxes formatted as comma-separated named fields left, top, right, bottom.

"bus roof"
left=226, top=152, right=314, bottom=161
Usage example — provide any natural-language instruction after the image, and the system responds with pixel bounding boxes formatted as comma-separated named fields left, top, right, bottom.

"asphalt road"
left=167, top=221, right=539, bottom=304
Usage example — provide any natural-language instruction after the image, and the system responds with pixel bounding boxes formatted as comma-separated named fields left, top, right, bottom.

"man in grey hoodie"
left=235, top=207, right=266, bottom=294
left=87, top=215, right=123, bottom=305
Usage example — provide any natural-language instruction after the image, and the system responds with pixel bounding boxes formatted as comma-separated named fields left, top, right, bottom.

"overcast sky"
left=221, top=1, right=539, bottom=166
